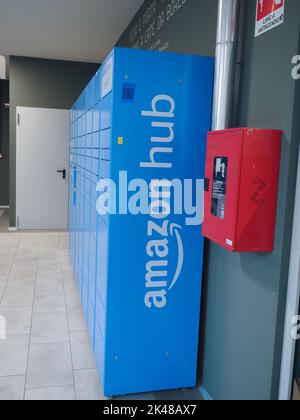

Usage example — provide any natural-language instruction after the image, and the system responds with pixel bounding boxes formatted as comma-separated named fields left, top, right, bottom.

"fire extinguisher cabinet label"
left=255, top=0, right=285, bottom=37
left=212, top=157, right=228, bottom=220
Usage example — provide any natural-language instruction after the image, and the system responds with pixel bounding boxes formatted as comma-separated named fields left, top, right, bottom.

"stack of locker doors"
left=69, top=48, right=214, bottom=397
left=70, top=69, right=102, bottom=336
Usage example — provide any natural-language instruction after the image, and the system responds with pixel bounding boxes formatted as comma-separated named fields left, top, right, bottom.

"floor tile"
left=15, top=248, right=39, bottom=259
left=38, top=259, right=61, bottom=271
left=0, top=375, right=26, bottom=401
left=13, top=257, right=37, bottom=270
left=67, top=308, right=88, bottom=332
left=31, top=310, right=68, bottom=344
left=0, top=285, right=34, bottom=308
left=0, top=249, right=16, bottom=258
left=65, top=290, right=81, bottom=310
left=7, top=275, right=35, bottom=288
left=33, top=305, right=67, bottom=314
left=0, top=277, right=7, bottom=298
left=0, top=335, right=29, bottom=376
left=35, top=273, right=63, bottom=291
left=74, top=369, right=105, bottom=400
left=0, top=307, right=32, bottom=336
left=9, top=269, right=36, bottom=280
left=62, top=264, right=73, bottom=272
left=38, top=250, right=59, bottom=260
left=0, top=239, right=20, bottom=250
left=0, top=256, right=14, bottom=266
left=26, top=342, right=73, bottom=389
left=25, top=385, right=75, bottom=401
left=34, top=287, right=65, bottom=309
left=62, top=271, right=76, bottom=285
left=70, top=331, right=96, bottom=370
left=0, top=267, right=11, bottom=277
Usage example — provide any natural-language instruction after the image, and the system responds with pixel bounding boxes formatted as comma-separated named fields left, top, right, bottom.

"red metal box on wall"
left=202, top=128, right=282, bottom=253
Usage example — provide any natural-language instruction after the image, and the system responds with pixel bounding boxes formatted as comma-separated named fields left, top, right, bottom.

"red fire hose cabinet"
left=202, top=128, right=282, bottom=253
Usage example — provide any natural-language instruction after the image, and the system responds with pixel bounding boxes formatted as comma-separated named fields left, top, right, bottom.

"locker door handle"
left=57, top=169, right=66, bottom=179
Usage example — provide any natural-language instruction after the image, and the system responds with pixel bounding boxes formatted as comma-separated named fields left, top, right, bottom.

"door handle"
left=57, top=169, right=66, bottom=179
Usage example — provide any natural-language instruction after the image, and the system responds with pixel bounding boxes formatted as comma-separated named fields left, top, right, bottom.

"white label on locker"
left=102, top=56, right=114, bottom=98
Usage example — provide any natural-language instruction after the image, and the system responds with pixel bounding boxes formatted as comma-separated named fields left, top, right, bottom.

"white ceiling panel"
left=0, top=0, right=143, bottom=65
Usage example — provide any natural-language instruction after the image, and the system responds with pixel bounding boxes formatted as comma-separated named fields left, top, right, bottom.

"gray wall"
left=9, top=56, right=99, bottom=226
left=117, top=0, right=218, bottom=55
left=0, top=80, right=9, bottom=206
left=117, top=0, right=300, bottom=400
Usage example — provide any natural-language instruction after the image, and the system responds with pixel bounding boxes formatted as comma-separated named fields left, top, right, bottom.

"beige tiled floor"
left=0, top=230, right=105, bottom=400
left=0, top=211, right=201, bottom=401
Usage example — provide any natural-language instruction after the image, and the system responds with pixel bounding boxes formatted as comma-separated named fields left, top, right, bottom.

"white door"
left=16, top=107, right=70, bottom=230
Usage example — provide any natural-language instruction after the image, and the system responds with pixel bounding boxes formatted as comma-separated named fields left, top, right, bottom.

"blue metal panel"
left=93, top=101, right=101, bottom=133
left=69, top=48, right=214, bottom=397
left=94, top=68, right=101, bottom=105
left=100, top=94, right=112, bottom=130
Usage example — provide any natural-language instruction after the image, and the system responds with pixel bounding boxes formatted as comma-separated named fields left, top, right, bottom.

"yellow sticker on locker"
left=118, top=137, right=124, bottom=145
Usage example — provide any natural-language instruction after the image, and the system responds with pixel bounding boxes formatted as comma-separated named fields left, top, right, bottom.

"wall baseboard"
left=199, top=385, right=213, bottom=401
left=0, top=206, right=9, bottom=209
left=8, top=227, right=17, bottom=232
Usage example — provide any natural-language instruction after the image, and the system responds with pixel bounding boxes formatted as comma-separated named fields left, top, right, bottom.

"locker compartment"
left=100, top=128, right=111, bottom=149
left=78, top=135, right=85, bottom=149
left=82, top=267, right=89, bottom=317
left=92, top=158, right=99, bottom=176
left=92, top=132, right=100, bottom=149
left=86, top=109, right=93, bottom=134
left=74, top=121, right=78, bottom=140
left=85, top=156, right=92, bottom=174
left=86, top=148, right=93, bottom=157
left=99, top=159, right=110, bottom=179
left=91, top=172, right=98, bottom=186
left=79, top=171, right=85, bottom=189
left=81, top=114, right=86, bottom=136
left=94, top=322, right=104, bottom=383
left=100, top=94, right=112, bottom=130
left=86, top=134, right=92, bottom=148
left=77, top=118, right=82, bottom=137
left=80, top=155, right=86, bottom=169
left=91, top=182, right=98, bottom=204
left=94, top=69, right=102, bottom=105
left=85, top=174, right=92, bottom=198
left=89, top=235, right=97, bottom=267
left=100, top=149, right=111, bottom=161
left=95, top=291, right=106, bottom=339
left=96, top=217, right=108, bottom=305
left=88, top=265, right=96, bottom=309
left=93, top=101, right=101, bottom=132
left=79, top=91, right=86, bottom=116
left=90, top=201, right=97, bottom=239
left=87, top=301, right=95, bottom=350
left=75, top=253, right=83, bottom=291
left=83, top=222, right=90, bottom=262
left=92, top=148, right=100, bottom=159
left=87, top=79, right=94, bottom=111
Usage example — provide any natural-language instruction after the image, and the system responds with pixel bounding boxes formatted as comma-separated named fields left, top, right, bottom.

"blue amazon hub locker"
left=69, top=48, right=214, bottom=397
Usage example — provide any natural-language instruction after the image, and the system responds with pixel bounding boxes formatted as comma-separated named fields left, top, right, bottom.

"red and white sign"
left=255, top=0, right=285, bottom=37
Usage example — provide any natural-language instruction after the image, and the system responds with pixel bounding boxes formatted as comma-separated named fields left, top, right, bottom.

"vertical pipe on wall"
left=212, top=0, right=239, bottom=131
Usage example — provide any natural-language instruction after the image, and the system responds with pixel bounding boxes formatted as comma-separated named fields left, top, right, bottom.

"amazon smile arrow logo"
left=168, top=223, right=184, bottom=291
left=144, top=219, right=185, bottom=309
